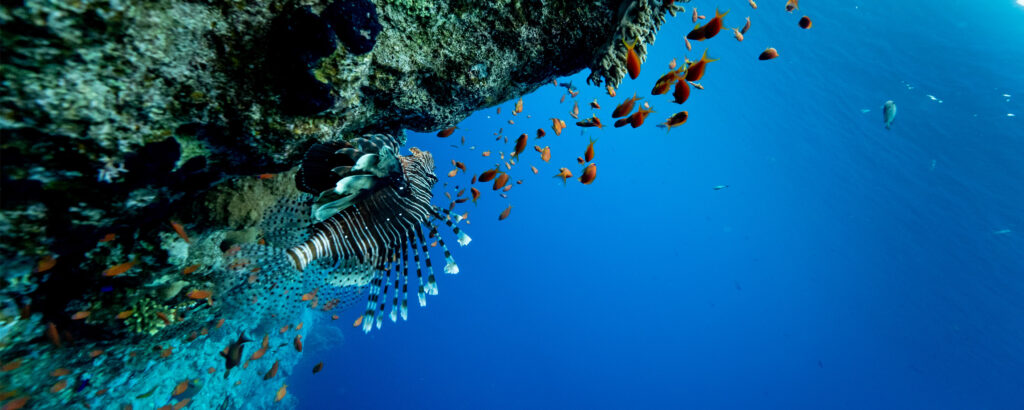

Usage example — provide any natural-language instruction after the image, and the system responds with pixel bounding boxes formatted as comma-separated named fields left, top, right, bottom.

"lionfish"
left=225, top=133, right=469, bottom=333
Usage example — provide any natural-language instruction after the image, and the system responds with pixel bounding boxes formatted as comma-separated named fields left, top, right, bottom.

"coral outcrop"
left=1, top=0, right=686, bottom=407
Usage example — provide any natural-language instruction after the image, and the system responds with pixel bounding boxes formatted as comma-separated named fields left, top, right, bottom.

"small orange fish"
left=2, top=396, right=29, bottom=410
left=161, top=347, right=173, bottom=358
left=262, top=334, right=270, bottom=349
left=2, top=358, right=23, bottom=371
left=662, top=111, right=689, bottom=132
left=45, top=322, right=61, bottom=347
left=103, top=257, right=138, bottom=277
left=589, top=99, right=601, bottom=110
left=560, top=94, right=566, bottom=103
left=455, top=162, right=467, bottom=173
left=437, top=126, right=457, bottom=138
left=550, top=118, right=565, bottom=136
left=496, top=107, right=501, bottom=114
left=672, top=79, right=690, bottom=104
left=251, top=347, right=267, bottom=360
left=576, top=157, right=585, bottom=165
left=685, top=37, right=692, bottom=51
left=570, top=100, right=580, bottom=119
left=35, top=254, right=57, bottom=273
left=89, top=349, right=104, bottom=358
left=478, top=166, right=501, bottom=183
left=293, top=335, right=302, bottom=352
left=628, top=107, right=656, bottom=128
left=540, top=147, right=551, bottom=163
left=749, top=0, right=757, bottom=9
left=502, top=185, right=512, bottom=192
left=691, top=82, right=705, bottom=90
left=512, top=134, right=528, bottom=159
left=275, top=384, right=287, bottom=402
left=481, top=151, right=491, bottom=157
left=71, top=311, right=91, bottom=320
left=759, top=47, right=779, bottom=60
left=786, top=0, right=798, bottom=12
left=96, top=388, right=108, bottom=396
left=259, top=173, right=275, bottom=180
left=279, top=324, right=289, bottom=333
left=215, top=318, right=225, bottom=329
left=606, top=85, right=616, bottom=97
left=492, top=173, right=510, bottom=191
left=692, top=7, right=699, bottom=23
left=170, top=221, right=190, bottom=243
left=296, top=322, right=303, bottom=330
left=685, top=49, right=718, bottom=82
left=447, top=169, right=457, bottom=178
left=208, top=367, right=216, bottom=374
left=50, top=367, right=71, bottom=377
left=99, top=233, right=116, bottom=243
left=622, top=37, right=642, bottom=80
left=313, top=362, right=324, bottom=374
left=651, top=67, right=684, bottom=95
left=701, top=8, right=729, bottom=39
left=554, top=168, right=573, bottom=185
left=536, top=128, right=546, bottom=139
left=182, top=264, right=200, bottom=275
left=173, top=380, right=189, bottom=396
left=732, top=28, right=744, bottom=42
left=668, top=58, right=677, bottom=70
left=353, top=315, right=363, bottom=327
left=173, top=398, right=191, bottom=410
left=612, top=92, right=643, bottom=118
left=799, top=16, right=812, bottom=29
left=156, top=312, right=171, bottom=325
left=514, top=97, right=524, bottom=115
left=498, top=205, right=512, bottom=221
left=575, top=115, right=603, bottom=128
left=50, top=379, right=68, bottom=393
left=470, top=187, right=481, bottom=205
left=579, top=163, right=597, bottom=185
left=507, top=120, right=515, bottom=125
left=584, top=138, right=597, bottom=162
left=264, top=360, right=280, bottom=380
left=530, top=166, right=539, bottom=174
left=186, top=289, right=212, bottom=300
left=741, top=16, right=751, bottom=34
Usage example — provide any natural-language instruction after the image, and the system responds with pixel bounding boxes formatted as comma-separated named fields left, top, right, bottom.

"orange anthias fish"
left=672, top=79, right=691, bottom=104
left=575, top=115, right=603, bottom=128
left=186, top=289, right=213, bottom=300
left=50, top=367, right=71, bottom=377
left=701, top=9, right=729, bottom=39
left=612, top=92, right=643, bottom=118
left=554, top=168, right=573, bottom=185
left=668, top=58, right=677, bottom=70
left=536, top=128, right=546, bottom=139
left=589, top=99, right=600, bottom=109
left=46, top=322, right=61, bottom=347
left=514, top=97, right=524, bottom=115
left=570, top=100, right=580, bottom=119
left=275, top=384, right=287, bottom=402
left=492, top=173, right=510, bottom=191
left=352, top=315, right=363, bottom=327
left=759, top=47, right=779, bottom=60
left=511, top=134, right=527, bottom=160
left=732, top=28, right=744, bottom=42
left=550, top=118, right=565, bottom=136
left=102, top=257, right=138, bottom=277
left=99, top=233, right=116, bottom=242
left=799, top=16, right=812, bottom=29
left=749, top=0, right=757, bottom=9
left=685, top=49, right=718, bottom=82
left=584, top=138, right=596, bottom=162
left=662, top=111, right=689, bottom=132
left=312, top=362, right=324, bottom=374
left=478, top=166, right=501, bottom=183
left=50, top=379, right=68, bottom=393
left=470, top=187, right=481, bottom=204
left=35, top=254, right=57, bottom=273
left=182, top=264, right=200, bottom=275
left=651, top=67, right=684, bottom=95
left=174, top=398, right=191, bottom=410
left=259, top=173, right=275, bottom=180
left=498, top=205, right=512, bottom=221
left=606, top=85, right=616, bottom=97
left=264, top=360, right=280, bottom=380
left=436, top=126, right=457, bottom=138
left=173, top=380, right=189, bottom=396
left=628, top=107, right=656, bottom=128
left=170, top=221, right=190, bottom=243
left=540, top=146, right=551, bottom=162
left=741, top=17, right=751, bottom=34
left=71, top=311, right=91, bottom=320
left=530, top=166, right=539, bottom=174
left=786, top=0, right=799, bottom=12
left=579, top=163, right=597, bottom=185
left=293, top=335, right=303, bottom=352
left=2, top=396, right=28, bottom=409
left=2, top=358, right=23, bottom=371
left=116, top=309, right=134, bottom=319
left=622, top=37, right=641, bottom=80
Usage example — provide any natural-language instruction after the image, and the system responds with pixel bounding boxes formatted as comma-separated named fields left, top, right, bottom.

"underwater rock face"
left=0, top=0, right=685, bottom=407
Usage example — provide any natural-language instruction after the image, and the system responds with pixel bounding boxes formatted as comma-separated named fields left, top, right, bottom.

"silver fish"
left=883, top=100, right=897, bottom=129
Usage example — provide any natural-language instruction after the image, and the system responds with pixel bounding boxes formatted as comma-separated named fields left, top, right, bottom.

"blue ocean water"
left=291, top=1, right=1024, bottom=408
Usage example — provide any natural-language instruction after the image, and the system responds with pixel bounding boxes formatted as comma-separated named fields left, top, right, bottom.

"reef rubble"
left=0, top=0, right=687, bottom=407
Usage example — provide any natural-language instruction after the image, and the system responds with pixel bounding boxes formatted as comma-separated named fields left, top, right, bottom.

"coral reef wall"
left=1, top=0, right=685, bottom=407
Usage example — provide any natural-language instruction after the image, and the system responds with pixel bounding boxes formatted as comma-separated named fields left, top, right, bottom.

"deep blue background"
left=291, top=1, right=1024, bottom=408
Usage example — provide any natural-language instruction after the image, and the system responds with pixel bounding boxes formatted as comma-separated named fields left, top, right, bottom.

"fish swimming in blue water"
left=883, top=100, right=897, bottom=129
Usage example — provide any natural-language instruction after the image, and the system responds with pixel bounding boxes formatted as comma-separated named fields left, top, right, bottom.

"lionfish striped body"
left=228, top=134, right=469, bottom=333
